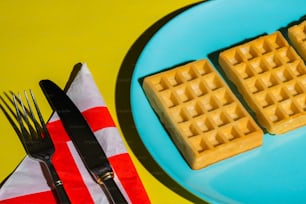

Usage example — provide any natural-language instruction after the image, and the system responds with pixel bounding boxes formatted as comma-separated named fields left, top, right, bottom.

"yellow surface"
left=0, top=1, right=204, bottom=204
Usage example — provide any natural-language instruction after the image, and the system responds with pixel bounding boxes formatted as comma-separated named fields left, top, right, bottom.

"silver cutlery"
left=40, top=79, right=128, bottom=204
left=0, top=90, right=71, bottom=204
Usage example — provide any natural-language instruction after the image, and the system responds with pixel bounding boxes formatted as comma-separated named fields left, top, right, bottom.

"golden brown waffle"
left=143, top=60, right=263, bottom=170
left=219, top=31, right=306, bottom=134
left=288, top=20, right=306, bottom=61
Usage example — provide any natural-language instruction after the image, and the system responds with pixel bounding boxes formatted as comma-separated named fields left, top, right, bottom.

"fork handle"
left=53, top=180, right=71, bottom=204
left=46, top=160, right=71, bottom=204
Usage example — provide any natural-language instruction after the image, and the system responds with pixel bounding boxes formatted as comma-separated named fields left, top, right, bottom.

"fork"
left=7, top=90, right=71, bottom=204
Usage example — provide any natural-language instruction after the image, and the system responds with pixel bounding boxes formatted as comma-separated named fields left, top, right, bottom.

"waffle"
left=219, top=31, right=306, bottom=134
left=143, top=60, right=263, bottom=170
left=288, top=20, right=306, bottom=61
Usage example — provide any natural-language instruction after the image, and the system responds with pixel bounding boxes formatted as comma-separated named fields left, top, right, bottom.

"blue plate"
left=130, top=0, right=306, bottom=203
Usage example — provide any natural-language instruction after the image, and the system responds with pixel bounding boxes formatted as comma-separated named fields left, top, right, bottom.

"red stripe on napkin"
left=83, top=106, right=150, bottom=203
left=47, top=106, right=150, bottom=203
left=109, top=153, right=151, bottom=204
left=48, top=120, right=95, bottom=204
left=82, top=106, right=116, bottom=131
left=0, top=191, right=56, bottom=204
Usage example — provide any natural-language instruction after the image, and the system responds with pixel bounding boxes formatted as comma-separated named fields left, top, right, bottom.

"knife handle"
left=103, top=177, right=128, bottom=204
left=46, top=160, right=71, bottom=204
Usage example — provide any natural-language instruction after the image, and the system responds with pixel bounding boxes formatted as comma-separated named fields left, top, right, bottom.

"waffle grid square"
left=219, top=31, right=306, bottom=134
left=143, top=60, right=263, bottom=169
left=288, top=20, right=306, bottom=61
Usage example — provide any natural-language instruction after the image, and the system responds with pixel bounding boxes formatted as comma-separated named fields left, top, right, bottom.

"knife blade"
left=39, top=79, right=128, bottom=204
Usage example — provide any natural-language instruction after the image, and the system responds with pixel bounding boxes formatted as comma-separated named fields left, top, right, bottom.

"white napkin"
left=0, top=64, right=150, bottom=204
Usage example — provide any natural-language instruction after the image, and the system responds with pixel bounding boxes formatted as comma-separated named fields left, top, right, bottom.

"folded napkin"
left=0, top=64, right=150, bottom=203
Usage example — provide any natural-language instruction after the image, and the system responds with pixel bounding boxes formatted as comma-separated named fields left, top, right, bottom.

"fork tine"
left=4, top=91, right=37, bottom=136
left=9, top=91, right=38, bottom=125
left=0, top=95, right=22, bottom=138
left=1, top=92, right=18, bottom=119
left=13, top=93, right=30, bottom=142
left=29, top=90, right=49, bottom=139
left=19, top=91, right=44, bottom=141
left=24, top=90, right=42, bottom=138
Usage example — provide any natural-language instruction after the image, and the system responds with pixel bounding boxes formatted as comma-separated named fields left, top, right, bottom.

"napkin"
left=0, top=64, right=150, bottom=204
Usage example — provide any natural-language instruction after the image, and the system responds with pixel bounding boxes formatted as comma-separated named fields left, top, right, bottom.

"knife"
left=39, top=79, right=128, bottom=204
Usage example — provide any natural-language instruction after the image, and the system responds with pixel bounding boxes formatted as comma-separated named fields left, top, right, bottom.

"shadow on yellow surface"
left=116, top=1, right=207, bottom=203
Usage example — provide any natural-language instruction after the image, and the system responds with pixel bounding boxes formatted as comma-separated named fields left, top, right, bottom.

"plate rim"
left=128, top=0, right=306, bottom=203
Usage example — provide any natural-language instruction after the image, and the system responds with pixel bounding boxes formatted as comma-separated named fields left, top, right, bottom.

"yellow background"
left=0, top=1, right=207, bottom=204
